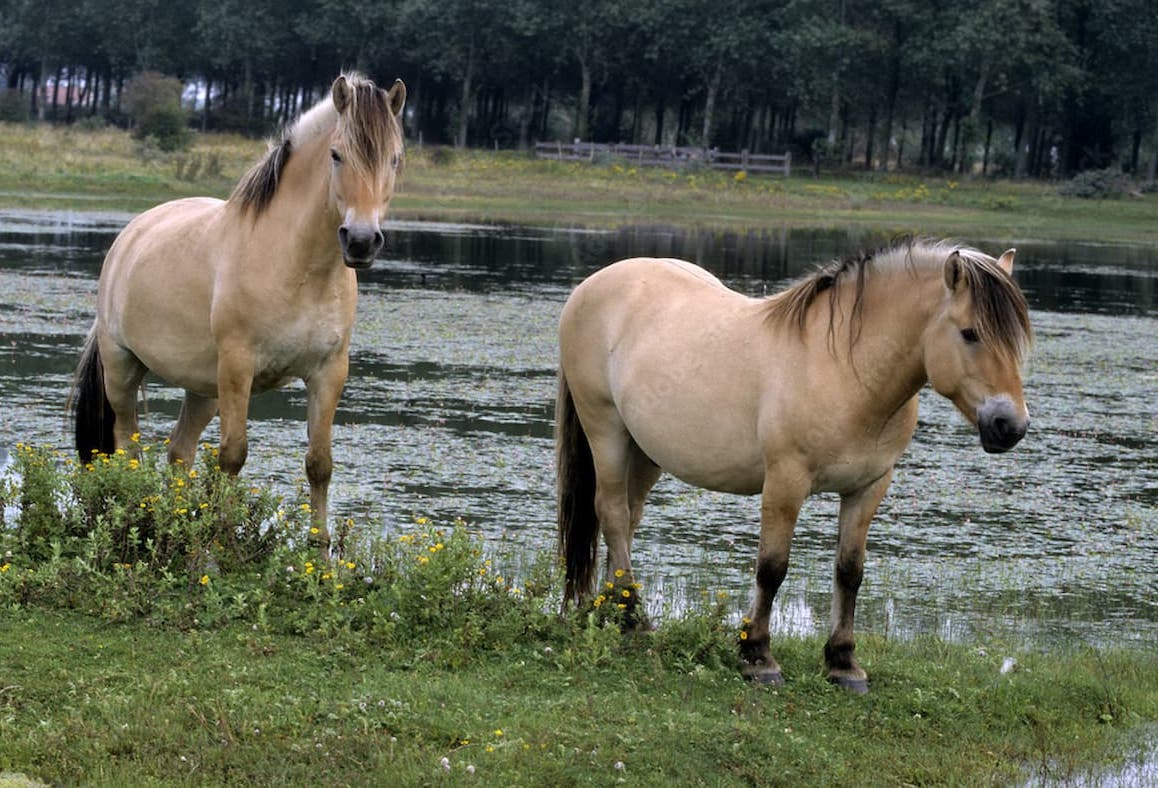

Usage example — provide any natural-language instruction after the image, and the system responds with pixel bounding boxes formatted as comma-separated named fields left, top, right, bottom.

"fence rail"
left=533, top=141, right=791, bottom=176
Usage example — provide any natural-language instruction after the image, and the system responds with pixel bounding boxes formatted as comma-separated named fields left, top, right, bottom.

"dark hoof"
left=830, top=676, right=869, bottom=694
left=742, top=666, right=784, bottom=686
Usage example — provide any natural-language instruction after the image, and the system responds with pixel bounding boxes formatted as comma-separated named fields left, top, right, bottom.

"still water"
left=0, top=209, right=1154, bottom=651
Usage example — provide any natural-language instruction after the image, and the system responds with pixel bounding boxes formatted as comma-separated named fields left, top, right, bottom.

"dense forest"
left=1, top=0, right=1156, bottom=178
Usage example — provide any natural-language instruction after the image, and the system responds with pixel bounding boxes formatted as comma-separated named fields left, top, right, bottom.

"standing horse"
left=72, top=72, right=406, bottom=550
left=556, top=239, right=1032, bottom=691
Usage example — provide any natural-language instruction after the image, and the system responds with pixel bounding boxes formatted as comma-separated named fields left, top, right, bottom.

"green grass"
left=2, top=122, right=1156, bottom=243
left=1, top=443, right=1156, bottom=785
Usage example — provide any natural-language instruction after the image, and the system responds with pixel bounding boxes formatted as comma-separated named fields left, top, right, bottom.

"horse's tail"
left=72, top=330, right=115, bottom=462
left=556, top=367, right=599, bottom=605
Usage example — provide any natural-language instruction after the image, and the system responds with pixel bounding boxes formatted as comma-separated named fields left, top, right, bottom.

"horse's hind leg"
left=99, top=340, right=147, bottom=453
left=622, top=449, right=661, bottom=626
left=588, top=429, right=655, bottom=627
left=168, top=392, right=218, bottom=466
left=825, top=471, right=892, bottom=694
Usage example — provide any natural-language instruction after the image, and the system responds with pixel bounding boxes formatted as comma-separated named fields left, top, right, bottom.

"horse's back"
left=98, top=197, right=227, bottom=392
left=102, top=197, right=224, bottom=289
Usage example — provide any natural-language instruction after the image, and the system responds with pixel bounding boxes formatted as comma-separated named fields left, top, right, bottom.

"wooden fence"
left=533, top=140, right=791, bottom=176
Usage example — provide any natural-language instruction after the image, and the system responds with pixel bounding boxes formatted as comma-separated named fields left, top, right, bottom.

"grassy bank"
left=1, top=444, right=1156, bottom=785
left=2, top=122, right=1157, bottom=243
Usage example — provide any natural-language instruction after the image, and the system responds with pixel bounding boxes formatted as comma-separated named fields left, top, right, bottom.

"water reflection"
left=0, top=209, right=1155, bottom=653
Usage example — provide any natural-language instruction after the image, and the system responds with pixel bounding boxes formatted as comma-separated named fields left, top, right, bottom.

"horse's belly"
left=623, top=408, right=765, bottom=495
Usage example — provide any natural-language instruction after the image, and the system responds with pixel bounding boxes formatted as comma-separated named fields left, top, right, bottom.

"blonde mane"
left=230, top=72, right=403, bottom=216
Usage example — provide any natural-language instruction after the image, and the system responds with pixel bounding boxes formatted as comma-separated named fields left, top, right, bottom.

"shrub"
left=1057, top=167, right=1131, bottom=199
left=123, top=71, right=191, bottom=152
left=0, top=89, right=31, bottom=122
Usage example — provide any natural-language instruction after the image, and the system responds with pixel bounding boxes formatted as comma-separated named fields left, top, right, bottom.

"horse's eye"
left=330, top=148, right=342, bottom=164
left=961, top=328, right=980, bottom=344
left=391, top=153, right=400, bottom=170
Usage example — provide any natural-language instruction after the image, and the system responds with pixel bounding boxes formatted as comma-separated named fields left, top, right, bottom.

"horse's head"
left=923, top=248, right=1033, bottom=453
left=328, top=74, right=406, bottom=268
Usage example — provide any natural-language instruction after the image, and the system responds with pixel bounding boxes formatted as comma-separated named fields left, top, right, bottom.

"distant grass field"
left=2, top=122, right=1156, bottom=243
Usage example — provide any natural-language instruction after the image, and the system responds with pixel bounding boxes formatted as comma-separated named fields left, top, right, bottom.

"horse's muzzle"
left=339, top=224, right=385, bottom=268
left=977, top=396, right=1028, bottom=453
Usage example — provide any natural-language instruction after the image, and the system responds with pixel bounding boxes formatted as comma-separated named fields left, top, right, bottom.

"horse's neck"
left=251, top=134, right=344, bottom=277
left=841, top=266, right=941, bottom=407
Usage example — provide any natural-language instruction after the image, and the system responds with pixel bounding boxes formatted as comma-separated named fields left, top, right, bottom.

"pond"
left=0, top=208, right=1154, bottom=652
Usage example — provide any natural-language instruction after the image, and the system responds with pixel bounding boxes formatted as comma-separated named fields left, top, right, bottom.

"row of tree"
left=2, top=0, right=1156, bottom=179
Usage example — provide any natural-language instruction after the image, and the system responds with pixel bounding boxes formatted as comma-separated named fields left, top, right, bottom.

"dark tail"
left=556, top=368, right=599, bottom=605
left=72, top=332, right=115, bottom=462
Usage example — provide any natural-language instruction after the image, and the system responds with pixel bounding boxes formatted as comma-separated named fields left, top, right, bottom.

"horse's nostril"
left=373, top=229, right=384, bottom=248
left=338, top=226, right=349, bottom=247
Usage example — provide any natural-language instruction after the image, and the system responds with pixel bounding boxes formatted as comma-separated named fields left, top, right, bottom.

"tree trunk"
left=654, top=93, right=666, bottom=146
left=961, top=58, right=990, bottom=175
left=456, top=42, right=475, bottom=148
left=1147, top=101, right=1158, bottom=184
left=982, top=118, right=993, bottom=176
left=701, top=55, right=723, bottom=150
left=575, top=57, right=591, bottom=141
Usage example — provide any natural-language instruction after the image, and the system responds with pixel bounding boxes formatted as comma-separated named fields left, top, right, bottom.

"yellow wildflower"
left=199, top=574, right=209, bottom=586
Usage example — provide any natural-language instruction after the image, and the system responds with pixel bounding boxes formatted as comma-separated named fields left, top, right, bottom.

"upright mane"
left=230, top=72, right=403, bottom=216
left=766, top=238, right=1032, bottom=362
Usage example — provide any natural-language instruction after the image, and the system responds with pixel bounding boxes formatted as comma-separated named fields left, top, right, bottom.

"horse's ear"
left=943, top=251, right=963, bottom=291
left=996, top=248, right=1016, bottom=276
left=386, top=79, right=406, bottom=117
left=332, top=76, right=353, bottom=114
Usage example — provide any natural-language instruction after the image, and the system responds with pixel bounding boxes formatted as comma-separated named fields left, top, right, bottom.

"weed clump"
left=1, top=441, right=737, bottom=669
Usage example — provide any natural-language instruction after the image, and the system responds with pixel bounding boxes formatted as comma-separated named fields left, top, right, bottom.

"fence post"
left=784, top=152, right=791, bottom=177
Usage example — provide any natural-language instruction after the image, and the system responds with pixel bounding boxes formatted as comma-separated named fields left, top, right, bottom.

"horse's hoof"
left=830, top=676, right=869, bottom=694
left=742, top=666, right=784, bottom=686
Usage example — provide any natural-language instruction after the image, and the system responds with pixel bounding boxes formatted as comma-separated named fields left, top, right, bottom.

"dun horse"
left=72, top=72, right=406, bottom=550
left=556, top=239, right=1032, bottom=691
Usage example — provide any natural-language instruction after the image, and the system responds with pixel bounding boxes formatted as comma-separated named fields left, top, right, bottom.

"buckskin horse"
left=556, top=239, right=1032, bottom=691
left=72, top=72, right=406, bottom=551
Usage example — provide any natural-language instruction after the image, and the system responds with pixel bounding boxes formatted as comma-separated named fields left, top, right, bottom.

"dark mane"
left=765, top=238, right=1032, bottom=362
left=230, top=72, right=402, bottom=216
left=231, top=136, right=293, bottom=216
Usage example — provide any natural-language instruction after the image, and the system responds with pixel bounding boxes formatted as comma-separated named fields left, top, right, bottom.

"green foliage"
left=0, top=89, right=30, bottom=122
left=124, top=71, right=191, bottom=152
left=0, top=442, right=568, bottom=659
left=1057, top=167, right=1134, bottom=199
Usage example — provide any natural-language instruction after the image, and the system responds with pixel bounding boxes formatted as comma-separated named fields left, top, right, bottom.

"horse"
left=71, top=72, right=406, bottom=551
left=556, top=239, right=1032, bottom=692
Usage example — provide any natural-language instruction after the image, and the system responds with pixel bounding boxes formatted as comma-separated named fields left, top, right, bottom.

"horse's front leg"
left=303, top=354, right=349, bottom=556
left=825, top=471, right=893, bottom=694
left=741, top=470, right=807, bottom=684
